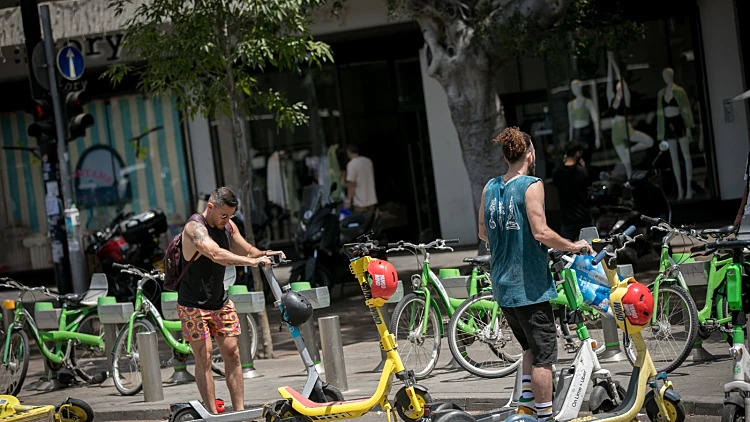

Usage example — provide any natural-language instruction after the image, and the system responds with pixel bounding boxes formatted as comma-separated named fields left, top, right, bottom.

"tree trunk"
left=431, top=51, right=507, bottom=213
left=227, top=83, right=275, bottom=359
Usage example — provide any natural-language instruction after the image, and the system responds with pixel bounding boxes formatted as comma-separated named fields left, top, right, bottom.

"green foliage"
left=478, top=0, right=645, bottom=67
left=103, top=0, right=333, bottom=129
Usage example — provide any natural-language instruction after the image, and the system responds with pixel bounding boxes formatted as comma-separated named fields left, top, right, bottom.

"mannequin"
left=605, top=51, right=654, bottom=179
left=567, top=79, right=600, bottom=166
left=657, top=67, right=695, bottom=200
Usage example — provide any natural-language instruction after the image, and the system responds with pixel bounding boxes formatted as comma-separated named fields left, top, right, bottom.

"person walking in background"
left=344, top=144, right=378, bottom=212
left=552, top=140, right=594, bottom=241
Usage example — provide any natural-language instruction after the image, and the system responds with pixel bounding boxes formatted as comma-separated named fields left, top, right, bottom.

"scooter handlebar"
left=592, top=226, right=637, bottom=266
left=640, top=215, right=662, bottom=226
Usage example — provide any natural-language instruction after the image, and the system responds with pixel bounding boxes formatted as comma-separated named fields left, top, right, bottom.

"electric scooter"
left=427, top=227, right=686, bottom=422
left=688, top=228, right=750, bottom=422
left=263, top=233, right=431, bottom=422
left=167, top=255, right=343, bottom=422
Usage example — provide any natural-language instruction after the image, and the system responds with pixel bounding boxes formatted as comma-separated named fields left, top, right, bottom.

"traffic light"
left=26, top=98, right=56, bottom=140
left=65, top=90, right=94, bottom=141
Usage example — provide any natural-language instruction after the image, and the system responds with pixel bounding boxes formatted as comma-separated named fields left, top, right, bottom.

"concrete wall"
left=419, top=49, right=478, bottom=245
left=698, top=0, right=750, bottom=200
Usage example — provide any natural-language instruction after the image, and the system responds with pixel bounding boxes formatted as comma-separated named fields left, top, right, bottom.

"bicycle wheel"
left=0, top=330, right=29, bottom=396
left=112, top=319, right=156, bottom=396
left=624, top=284, right=698, bottom=374
left=447, top=291, right=522, bottom=378
left=71, top=313, right=109, bottom=382
left=389, top=293, right=441, bottom=379
left=557, top=306, right=607, bottom=357
left=210, top=313, right=259, bottom=376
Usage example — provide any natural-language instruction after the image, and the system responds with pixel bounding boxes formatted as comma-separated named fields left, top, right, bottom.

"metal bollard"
left=238, top=313, right=262, bottom=379
left=99, top=323, right=119, bottom=387
left=319, top=316, right=348, bottom=391
left=137, top=331, right=164, bottom=402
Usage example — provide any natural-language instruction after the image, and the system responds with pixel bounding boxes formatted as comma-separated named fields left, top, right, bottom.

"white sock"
left=536, top=401, right=553, bottom=422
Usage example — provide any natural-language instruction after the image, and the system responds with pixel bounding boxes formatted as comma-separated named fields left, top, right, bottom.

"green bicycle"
left=624, top=215, right=737, bottom=374
left=0, top=277, right=108, bottom=396
left=109, top=263, right=227, bottom=396
left=387, top=239, right=523, bottom=379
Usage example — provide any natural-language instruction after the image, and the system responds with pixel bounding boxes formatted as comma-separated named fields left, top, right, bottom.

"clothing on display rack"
left=656, top=85, right=694, bottom=141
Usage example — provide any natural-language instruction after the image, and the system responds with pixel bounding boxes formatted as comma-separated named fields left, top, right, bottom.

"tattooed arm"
left=183, top=221, right=271, bottom=267
left=478, top=184, right=488, bottom=243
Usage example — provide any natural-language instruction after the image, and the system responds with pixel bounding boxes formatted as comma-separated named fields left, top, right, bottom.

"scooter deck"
left=170, top=401, right=264, bottom=422
left=474, top=407, right=516, bottom=421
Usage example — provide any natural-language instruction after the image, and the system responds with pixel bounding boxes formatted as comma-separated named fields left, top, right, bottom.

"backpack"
left=163, top=214, right=234, bottom=292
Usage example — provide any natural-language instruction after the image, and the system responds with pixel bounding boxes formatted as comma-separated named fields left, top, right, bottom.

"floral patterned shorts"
left=177, top=301, right=241, bottom=342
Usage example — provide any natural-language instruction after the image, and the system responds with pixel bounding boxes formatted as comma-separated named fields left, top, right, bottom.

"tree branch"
left=416, top=15, right=446, bottom=77
left=494, top=0, right=572, bottom=27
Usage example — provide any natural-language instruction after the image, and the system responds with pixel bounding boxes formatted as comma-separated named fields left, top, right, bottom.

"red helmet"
left=621, top=282, right=654, bottom=326
left=367, top=259, right=398, bottom=300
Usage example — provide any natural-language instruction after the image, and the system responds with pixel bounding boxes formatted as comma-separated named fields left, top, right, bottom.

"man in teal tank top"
left=478, top=127, right=592, bottom=422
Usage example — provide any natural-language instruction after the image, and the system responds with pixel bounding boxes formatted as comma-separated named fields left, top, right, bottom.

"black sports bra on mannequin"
left=662, top=95, right=678, bottom=108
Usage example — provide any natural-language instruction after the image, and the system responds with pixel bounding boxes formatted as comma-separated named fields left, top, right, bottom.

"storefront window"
left=0, top=93, right=192, bottom=273
left=509, top=14, right=713, bottom=205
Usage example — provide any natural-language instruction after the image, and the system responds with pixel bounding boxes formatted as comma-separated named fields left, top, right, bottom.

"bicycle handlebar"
left=386, top=238, right=459, bottom=253
left=0, top=278, right=57, bottom=300
left=691, top=240, right=750, bottom=253
left=116, top=264, right=165, bottom=281
left=592, top=225, right=637, bottom=266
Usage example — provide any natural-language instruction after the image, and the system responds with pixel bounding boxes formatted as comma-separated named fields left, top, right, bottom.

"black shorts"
left=501, top=302, right=558, bottom=367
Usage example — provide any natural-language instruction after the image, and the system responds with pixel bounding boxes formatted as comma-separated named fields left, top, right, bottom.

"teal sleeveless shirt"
left=483, top=175, right=556, bottom=307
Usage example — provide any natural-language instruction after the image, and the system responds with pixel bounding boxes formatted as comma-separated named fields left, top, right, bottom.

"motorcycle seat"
left=701, top=225, right=735, bottom=237
left=463, top=255, right=491, bottom=266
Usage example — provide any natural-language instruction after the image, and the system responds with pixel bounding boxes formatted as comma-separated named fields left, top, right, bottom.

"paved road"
left=118, top=415, right=722, bottom=422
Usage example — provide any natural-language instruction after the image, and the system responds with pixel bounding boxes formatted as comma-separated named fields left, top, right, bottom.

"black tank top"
left=178, top=214, right=230, bottom=310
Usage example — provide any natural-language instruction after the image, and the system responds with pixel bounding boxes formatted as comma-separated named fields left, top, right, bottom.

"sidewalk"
left=15, top=330, right=731, bottom=421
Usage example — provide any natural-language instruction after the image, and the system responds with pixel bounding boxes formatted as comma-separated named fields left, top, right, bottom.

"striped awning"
left=0, top=0, right=147, bottom=48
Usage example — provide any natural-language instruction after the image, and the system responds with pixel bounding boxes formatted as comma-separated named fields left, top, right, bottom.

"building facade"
left=0, top=0, right=748, bottom=274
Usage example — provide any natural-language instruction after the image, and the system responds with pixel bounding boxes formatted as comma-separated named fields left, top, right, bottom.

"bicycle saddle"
left=60, top=293, right=85, bottom=305
left=463, top=255, right=490, bottom=266
left=701, top=225, right=735, bottom=237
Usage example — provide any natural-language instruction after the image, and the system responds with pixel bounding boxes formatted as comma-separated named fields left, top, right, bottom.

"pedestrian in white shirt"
left=344, top=144, right=378, bottom=212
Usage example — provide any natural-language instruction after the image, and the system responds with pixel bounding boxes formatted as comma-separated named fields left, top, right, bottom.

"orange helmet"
left=367, top=259, right=398, bottom=300
left=621, top=282, right=654, bottom=326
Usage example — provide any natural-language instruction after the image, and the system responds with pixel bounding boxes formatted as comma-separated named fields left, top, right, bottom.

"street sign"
left=56, top=45, right=84, bottom=81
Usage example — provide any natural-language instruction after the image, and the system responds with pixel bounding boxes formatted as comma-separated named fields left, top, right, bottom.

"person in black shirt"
left=552, top=141, right=594, bottom=241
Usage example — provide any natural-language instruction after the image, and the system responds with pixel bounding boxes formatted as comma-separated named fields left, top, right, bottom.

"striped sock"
left=519, top=375, right=535, bottom=411
left=536, top=401, right=553, bottom=422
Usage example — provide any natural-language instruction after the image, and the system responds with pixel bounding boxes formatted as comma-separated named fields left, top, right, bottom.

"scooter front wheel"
left=645, top=392, right=686, bottom=422
left=723, top=401, right=744, bottom=422
left=310, top=384, right=345, bottom=402
left=171, top=408, right=201, bottom=421
left=395, top=385, right=432, bottom=422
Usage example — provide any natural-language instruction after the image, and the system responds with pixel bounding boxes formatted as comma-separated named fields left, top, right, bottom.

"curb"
left=92, top=397, right=724, bottom=420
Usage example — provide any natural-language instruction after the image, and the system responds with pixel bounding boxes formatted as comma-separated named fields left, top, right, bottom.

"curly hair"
left=493, top=127, right=531, bottom=164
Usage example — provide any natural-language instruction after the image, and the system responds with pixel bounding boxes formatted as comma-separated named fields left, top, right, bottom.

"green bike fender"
left=412, top=290, right=445, bottom=336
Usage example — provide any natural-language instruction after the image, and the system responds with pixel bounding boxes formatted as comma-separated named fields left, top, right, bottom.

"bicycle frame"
left=122, top=286, right=190, bottom=356
left=3, top=302, right=103, bottom=366
left=651, top=239, right=733, bottom=327
left=414, top=258, right=489, bottom=337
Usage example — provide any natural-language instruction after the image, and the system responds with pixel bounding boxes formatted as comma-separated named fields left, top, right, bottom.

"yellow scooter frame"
left=567, top=231, right=684, bottom=422
left=269, top=244, right=430, bottom=422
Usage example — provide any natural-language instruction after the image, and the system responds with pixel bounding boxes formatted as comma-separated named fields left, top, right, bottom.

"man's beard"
left=527, top=161, right=536, bottom=176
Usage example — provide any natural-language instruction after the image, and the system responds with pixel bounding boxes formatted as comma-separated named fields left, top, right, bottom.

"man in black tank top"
left=178, top=187, right=283, bottom=414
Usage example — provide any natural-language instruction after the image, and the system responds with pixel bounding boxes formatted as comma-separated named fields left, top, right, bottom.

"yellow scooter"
left=0, top=396, right=93, bottom=421
left=263, top=235, right=431, bottom=422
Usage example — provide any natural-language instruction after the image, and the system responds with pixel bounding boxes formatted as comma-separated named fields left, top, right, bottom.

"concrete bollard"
left=137, top=331, right=164, bottom=402
left=319, top=316, right=347, bottom=391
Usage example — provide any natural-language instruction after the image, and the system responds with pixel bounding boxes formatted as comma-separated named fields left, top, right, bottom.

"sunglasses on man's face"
left=220, top=213, right=236, bottom=219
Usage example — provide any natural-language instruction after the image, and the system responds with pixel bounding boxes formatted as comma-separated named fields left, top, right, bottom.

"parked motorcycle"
left=85, top=208, right=167, bottom=303
left=289, top=183, right=385, bottom=293
left=589, top=142, right=672, bottom=271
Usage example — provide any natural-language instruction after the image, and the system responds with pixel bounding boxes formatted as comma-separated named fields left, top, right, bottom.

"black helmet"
left=280, top=291, right=313, bottom=326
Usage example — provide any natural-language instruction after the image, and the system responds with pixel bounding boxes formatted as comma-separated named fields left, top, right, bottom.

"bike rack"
left=97, top=296, right=134, bottom=387
left=227, top=285, right=265, bottom=379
